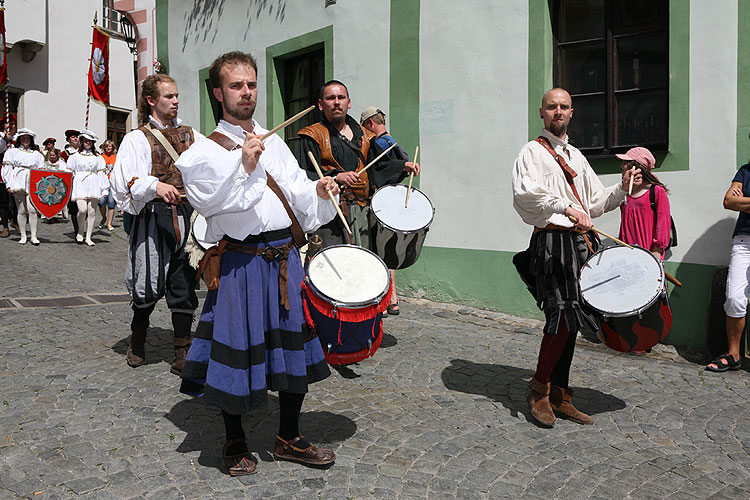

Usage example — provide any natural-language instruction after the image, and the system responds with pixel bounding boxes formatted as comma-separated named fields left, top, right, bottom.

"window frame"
left=551, top=0, right=670, bottom=158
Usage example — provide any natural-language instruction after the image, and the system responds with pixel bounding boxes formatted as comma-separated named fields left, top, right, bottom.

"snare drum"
left=370, top=184, right=434, bottom=269
left=579, top=245, right=672, bottom=353
left=302, top=245, right=392, bottom=365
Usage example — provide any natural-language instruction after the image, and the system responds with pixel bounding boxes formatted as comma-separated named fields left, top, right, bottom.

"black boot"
left=126, top=322, right=148, bottom=367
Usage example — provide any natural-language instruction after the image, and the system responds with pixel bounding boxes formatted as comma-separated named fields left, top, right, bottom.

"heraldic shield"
left=29, top=169, right=73, bottom=218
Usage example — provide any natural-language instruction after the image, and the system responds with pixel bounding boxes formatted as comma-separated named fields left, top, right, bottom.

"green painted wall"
left=389, top=0, right=420, bottom=187
left=527, top=0, right=689, bottom=175
left=738, top=2, right=750, bottom=167
left=398, top=247, right=714, bottom=350
left=198, top=67, right=221, bottom=136
left=265, top=26, right=334, bottom=142
left=155, top=0, right=169, bottom=74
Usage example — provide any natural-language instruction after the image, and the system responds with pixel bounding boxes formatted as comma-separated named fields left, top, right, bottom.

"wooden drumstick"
left=568, top=215, right=633, bottom=249
left=404, top=146, right=419, bottom=208
left=307, top=151, right=353, bottom=238
left=665, top=271, right=682, bottom=287
left=627, top=165, right=636, bottom=196
left=259, top=105, right=315, bottom=141
left=357, top=143, right=397, bottom=177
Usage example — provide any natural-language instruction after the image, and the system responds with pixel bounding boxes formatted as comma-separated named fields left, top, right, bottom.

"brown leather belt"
left=150, top=198, right=190, bottom=244
left=533, top=224, right=596, bottom=253
left=224, top=240, right=296, bottom=311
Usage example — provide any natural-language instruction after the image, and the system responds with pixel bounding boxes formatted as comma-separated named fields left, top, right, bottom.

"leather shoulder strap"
left=145, top=124, right=181, bottom=162
left=207, top=131, right=307, bottom=248
left=535, top=136, right=587, bottom=214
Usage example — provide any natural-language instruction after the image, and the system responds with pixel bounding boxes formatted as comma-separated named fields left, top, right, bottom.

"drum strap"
left=207, top=131, right=307, bottom=248
left=535, top=136, right=598, bottom=253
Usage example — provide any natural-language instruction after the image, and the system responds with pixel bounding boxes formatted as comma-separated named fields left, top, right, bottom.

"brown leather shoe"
left=223, top=440, right=257, bottom=476
left=274, top=435, right=335, bottom=466
left=126, top=323, right=148, bottom=367
left=170, top=338, right=192, bottom=375
left=528, top=377, right=556, bottom=427
left=0, top=227, right=8, bottom=238
left=550, top=386, right=593, bottom=425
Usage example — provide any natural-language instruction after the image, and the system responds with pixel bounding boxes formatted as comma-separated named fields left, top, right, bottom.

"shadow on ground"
left=165, top=396, right=356, bottom=473
left=441, top=359, right=626, bottom=426
left=111, top=327, right=176, bottom=367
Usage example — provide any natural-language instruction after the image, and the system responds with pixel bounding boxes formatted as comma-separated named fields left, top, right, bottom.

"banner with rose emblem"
left=87, top=27, right=109, bottom=105
left=28, top=169, right=72, bottom=219
left=0, top=8, right=8, bottom=86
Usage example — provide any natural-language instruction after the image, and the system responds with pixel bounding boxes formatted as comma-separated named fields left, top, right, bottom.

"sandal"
left=705, top=354, right=741, bottom=373
left=387, top=301, right=400, bottom=316
left=274, top=435, right=335, bottom=466
left=223, top=440, right=257, bottom=476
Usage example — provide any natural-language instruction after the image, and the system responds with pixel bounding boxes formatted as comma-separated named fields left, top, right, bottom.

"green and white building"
left=155, top=0, right=748, bottom=351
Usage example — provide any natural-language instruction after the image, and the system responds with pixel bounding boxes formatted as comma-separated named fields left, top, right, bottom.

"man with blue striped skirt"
left=176, top=51, right=340, bottom=475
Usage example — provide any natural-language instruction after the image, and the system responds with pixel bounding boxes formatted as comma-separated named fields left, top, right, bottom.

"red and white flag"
left=88, top=27, right=109, bottom=105
left=0, top=8, right=8, bottom=85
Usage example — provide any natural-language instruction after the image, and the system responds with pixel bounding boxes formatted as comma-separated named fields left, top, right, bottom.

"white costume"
left=110, top=116, right=201, bottom=215
left=176, top=119, right=337, bottom=240
left=68, top=151, right=107, bottom=200
left=2, top=146, right=44, bottom=193
left=512, top=129, right=625, bottom=229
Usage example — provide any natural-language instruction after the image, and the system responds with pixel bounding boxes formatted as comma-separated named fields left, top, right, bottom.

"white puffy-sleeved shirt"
left=176, top=119, right=338, bottom=242
left=110, top=116, right=202, bottom=215
left=42, top=159, right=69, bottom=172
left=2, top=147, right=44, bottom=192
left=512, top=129, right=626, bottom=228
left=68, top=151, right=107, bottom=200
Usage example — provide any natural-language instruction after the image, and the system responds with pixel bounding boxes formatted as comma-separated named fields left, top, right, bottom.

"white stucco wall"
left=419, top=0, right=530, bottom=253
left=163, top=0, right=741, bottom=269
left=166, top=2, right=390, bottom=135
left=5, top=0, right=135, bottom=145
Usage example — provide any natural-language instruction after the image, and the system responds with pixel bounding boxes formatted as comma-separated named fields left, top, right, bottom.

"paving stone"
left=0, top=220, right=749, bottom=499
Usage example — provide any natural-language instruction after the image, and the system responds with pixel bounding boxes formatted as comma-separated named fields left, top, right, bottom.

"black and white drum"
left=369, top=184, right=434, bottom=269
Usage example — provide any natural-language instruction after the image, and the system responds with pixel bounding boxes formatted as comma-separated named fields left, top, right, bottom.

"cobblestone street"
left=0, top=219, right=748, bottom=499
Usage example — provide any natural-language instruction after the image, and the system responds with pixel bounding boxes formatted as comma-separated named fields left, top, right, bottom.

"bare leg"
left=707, top=315, right=744, bottom=369
left=106, top=207, right=115, bottom=229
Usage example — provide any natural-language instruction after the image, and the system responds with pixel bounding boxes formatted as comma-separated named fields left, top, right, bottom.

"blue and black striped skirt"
left=180, top=232, right=330, bottom=415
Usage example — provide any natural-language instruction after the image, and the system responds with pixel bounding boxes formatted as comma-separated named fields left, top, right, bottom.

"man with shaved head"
left=512, top=88, right=640, bottom=428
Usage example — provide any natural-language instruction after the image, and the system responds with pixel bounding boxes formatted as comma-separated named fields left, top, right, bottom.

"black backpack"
left=649, top=185, right=677, bottom=249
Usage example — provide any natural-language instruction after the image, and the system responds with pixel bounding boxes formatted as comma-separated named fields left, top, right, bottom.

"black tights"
left=131, top=304, right=192, bottom=339
left=222, top=391, right=306, bottom=454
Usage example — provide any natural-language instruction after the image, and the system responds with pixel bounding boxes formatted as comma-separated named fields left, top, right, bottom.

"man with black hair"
left=297, top=81, right=419, bottom=249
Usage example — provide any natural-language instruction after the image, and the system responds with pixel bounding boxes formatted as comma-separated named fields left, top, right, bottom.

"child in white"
left=68, top=130, right=107, bottom=246
left=2, top=128, right=44, bottom=245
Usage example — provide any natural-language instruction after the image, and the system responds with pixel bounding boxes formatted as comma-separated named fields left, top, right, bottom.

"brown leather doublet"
left=298, top=122, right=375, bottom=206
left=139, top=125, right=195, bottom=194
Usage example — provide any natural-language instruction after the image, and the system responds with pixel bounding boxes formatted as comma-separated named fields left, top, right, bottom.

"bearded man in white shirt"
left=512, top=88, right=640, bottom=428
left=175, top=51, right=339, bottom=476
left=110, top=74, right=201, bottom=374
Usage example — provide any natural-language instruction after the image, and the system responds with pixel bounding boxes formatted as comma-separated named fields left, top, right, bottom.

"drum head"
left=579, top=245, right=664, bottom=317
left=371, top=184, right=434, bottom=232
left=192, top=214, right=217, bottom=250
left=307, top=245, right=390, bottom=308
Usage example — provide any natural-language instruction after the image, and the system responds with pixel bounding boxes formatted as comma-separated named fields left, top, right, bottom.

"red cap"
left=43, top=137, right=56, bottom=146
left=616, top=147, right=656, bottom=170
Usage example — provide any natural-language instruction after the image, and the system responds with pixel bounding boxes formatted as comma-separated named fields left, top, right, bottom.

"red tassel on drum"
left=300, top=280, right=393, bottom=323
left=324, top=320, right=384, bottom=365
